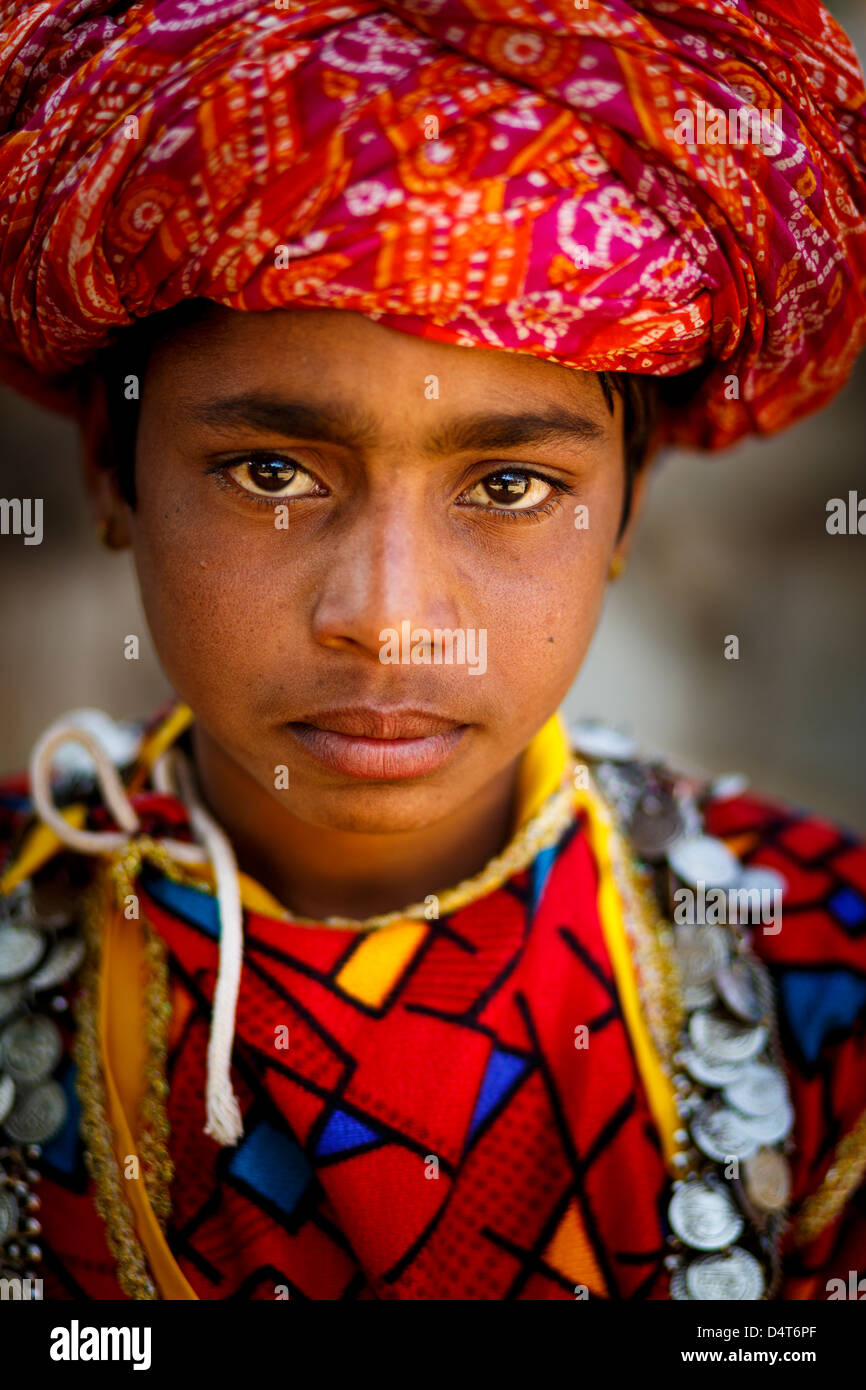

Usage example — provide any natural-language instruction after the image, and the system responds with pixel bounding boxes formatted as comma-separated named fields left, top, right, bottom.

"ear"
left=78, top=370, right=132, bottom=549
left=610, top=444, right=658, bottom=569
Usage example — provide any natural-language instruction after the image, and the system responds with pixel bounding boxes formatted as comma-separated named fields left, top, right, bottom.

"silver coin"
left=715, top=957, right=765, bottom=1024
left=709, top=773, right=749, bottom=801
left=683, top=981, right=717, bottom=1011
left=674, top=924, right=729, bottom=988
left=3, top=1078, right=68, bottom=1145
left=0, top=1071, right=14, bottom=1124
left=0, top=925, right=44, bottom=983
left=0, top=981, right=23, bottom=1023
left=691, top=1103, right=760, bottom=1162
left=668, top=1180, right=744, bottom=1251
left=668, top=835, right=741, bottom=889
left=742, top=1149, right=792, bottom=1213
left=685, top=1247, right=765, bottom=1300
left=679, top=1046, right=744, bottom=1088
left=736, top=1099, right=795, bottom=1146
left=28, top=936, right=85, bottom=993
left=0, top=1189, right=19, bottom=1243
left=723, top=1064, right=789, bottom=1118
left=738, top=865, right=788, bottom=896
left=690, top=1009, right=767, bottom=1065
left=1, top=1015, right=62, bottom=1085
left=669, top=1268, right=692, bottom=1300
left=628, top=792, right=686, bottom=862
left=569, top=721, right=638, bottom=763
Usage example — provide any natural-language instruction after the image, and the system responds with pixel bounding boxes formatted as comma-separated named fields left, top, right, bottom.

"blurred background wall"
left=0, top=0, right=864, bottom=833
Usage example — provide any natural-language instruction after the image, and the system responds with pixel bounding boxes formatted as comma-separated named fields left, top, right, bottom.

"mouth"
left=285, top=707, right=469, bottom=780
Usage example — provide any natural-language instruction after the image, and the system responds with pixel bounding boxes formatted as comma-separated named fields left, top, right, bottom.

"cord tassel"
left=171, top=749, right=245, bottom=1147
left=29, top=716, right=247, bottom=1148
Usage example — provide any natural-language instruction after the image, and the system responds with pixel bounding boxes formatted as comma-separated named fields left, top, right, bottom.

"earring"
left=608, top=553, right=627, bottom=581
left=97, top=516, right=122, bottom=549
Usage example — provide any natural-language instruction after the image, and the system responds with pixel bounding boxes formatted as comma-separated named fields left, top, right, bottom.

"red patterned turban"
left=1, top=0, right=865, bottom=448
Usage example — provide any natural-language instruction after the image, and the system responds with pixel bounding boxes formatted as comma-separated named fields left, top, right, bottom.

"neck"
left=187, top=725, right=523, bottom=921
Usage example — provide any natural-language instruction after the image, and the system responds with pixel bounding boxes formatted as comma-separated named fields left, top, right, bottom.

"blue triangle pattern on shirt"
left=467, top=1048, right=530, bottom=1142
left=315, top=1109, right=383, bottom=1157
left=529, top=842, right=557, bottom=918
left=828, top=885, right=866, bottom=932
left=140, top=862, right=220, bottom=938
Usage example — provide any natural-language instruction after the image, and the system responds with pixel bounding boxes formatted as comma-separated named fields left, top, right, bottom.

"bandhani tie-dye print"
left=0, top=709, right=864, bottom=1300
left=0, top=0, right=865, bottom=448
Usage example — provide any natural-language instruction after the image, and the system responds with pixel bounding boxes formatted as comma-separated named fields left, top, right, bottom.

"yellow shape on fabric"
left=335, top=919, right=429, bottom=1007
left=722, top=831, right=759, bottom=861
left=236, top=871, right=293, bottom=919
left=127, top=702, right=194, bottom=794
left=0, top=803, right=87, bottom=895
left=543, top=1199, right=609, bottom=1297
left=0, top=701, right=196, bottom=893
left=163, top=857, right=295, bottom=922
left=511, top=711, right=571, bottom=831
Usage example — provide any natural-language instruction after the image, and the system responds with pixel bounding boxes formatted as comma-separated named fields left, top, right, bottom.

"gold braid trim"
left=137, top=924, right=174, bottom=1229
left=792, top=1107, right=866, bottom=1247
left=326, top=778, right=580, bottom=930
left=145, top=775, right=581, bottom=932
left=107, top=843, right=176, bottom=1229
left=73, top=862, right=174, bottom=1299
left=588, top=777, right=684, bottom=1066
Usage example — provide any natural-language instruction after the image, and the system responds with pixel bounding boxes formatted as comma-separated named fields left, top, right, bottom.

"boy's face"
left=114, top=306, right=636, bottom=835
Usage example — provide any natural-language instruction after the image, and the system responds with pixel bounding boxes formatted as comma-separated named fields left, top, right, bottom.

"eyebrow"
left=425, top=404, right=608, bottom=455
left=183, top=393, right=609, bottom=456
left=185, top=395, right=381, bottom=449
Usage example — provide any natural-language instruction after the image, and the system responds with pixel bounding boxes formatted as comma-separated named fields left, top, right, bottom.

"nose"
left=310, top=492, right=461, bottom=662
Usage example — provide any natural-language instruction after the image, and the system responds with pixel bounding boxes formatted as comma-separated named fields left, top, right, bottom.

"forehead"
left=142, top=303, right=614, bottom=422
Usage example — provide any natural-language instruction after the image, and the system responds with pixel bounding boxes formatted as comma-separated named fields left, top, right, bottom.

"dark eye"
left=462, top=469, right=556, bottom=510
left=225, top=457, right=321, bottom=498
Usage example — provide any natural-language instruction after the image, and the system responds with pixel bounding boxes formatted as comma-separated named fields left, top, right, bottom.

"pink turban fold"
left=0, top=0, right=865, bottom=448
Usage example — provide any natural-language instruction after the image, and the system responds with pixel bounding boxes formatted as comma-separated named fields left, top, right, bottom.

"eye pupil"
left=248, top=459, right=297, bottom=492
left=484, top=470, right=530, bottom=505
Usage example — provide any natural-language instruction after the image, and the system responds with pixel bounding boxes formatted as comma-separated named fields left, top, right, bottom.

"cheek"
left=469, top=518, right=611, bottom=707
left=128, top=478, right=295, bottom=710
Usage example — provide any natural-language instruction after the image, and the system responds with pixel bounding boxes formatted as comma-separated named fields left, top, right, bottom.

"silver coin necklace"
left=573, top=725, right=793, bottom=1301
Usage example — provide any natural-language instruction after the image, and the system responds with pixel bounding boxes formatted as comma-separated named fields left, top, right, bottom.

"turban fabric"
left=0, top=0, right=865, bottom=449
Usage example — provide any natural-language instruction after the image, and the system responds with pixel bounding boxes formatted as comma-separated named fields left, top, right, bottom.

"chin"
left=270, top=781, right=458, bottom=836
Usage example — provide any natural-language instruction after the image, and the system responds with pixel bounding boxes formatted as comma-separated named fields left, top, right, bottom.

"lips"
left=285, top=707, right=468, bottom=780
left=300, top=707, right=462, bottom=739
